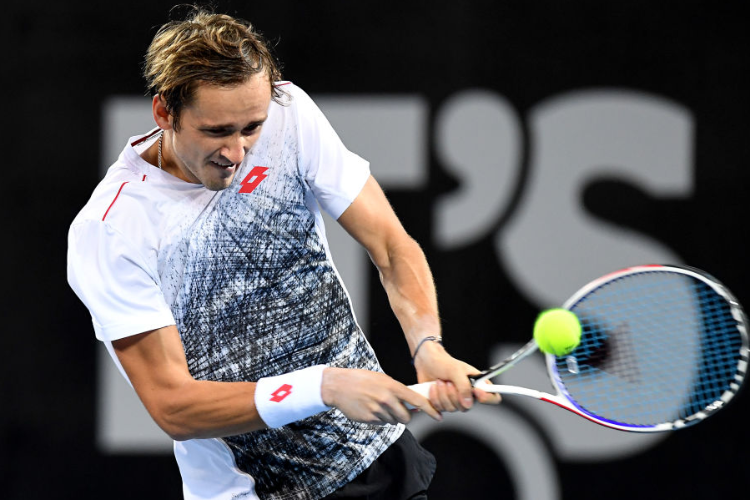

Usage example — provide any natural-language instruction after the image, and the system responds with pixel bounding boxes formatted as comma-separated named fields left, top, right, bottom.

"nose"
left=220, top=134, right=249, bottom=165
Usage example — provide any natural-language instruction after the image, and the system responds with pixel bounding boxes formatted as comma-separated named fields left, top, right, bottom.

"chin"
left=204, top=180, right=234, bottom=191
left=200, top=164, right=237, bottom=191
left=201, top=174, right=235, bottom=191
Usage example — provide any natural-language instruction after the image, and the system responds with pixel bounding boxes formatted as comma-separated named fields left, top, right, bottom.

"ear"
left=152, top=95, right=174, bottom=131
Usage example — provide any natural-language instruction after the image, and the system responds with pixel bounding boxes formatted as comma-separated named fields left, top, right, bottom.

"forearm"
left=335, top=177, right=500, bottom=411
left=115, top=327, right=267, bottom=441
left=153, top=366, right=441, bottom=436
left=376, top=236, right=442, bottom=353
left=142, top=377, right=264, bottom=441
left=154, top=365, right=333, bottom=439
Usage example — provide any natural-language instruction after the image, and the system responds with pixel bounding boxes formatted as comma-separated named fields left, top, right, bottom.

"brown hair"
left=143, top=7, right=284, bottom=130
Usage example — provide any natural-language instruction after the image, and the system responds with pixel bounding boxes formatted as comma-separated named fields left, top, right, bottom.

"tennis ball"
left=533, top=308, right=582, bottom=356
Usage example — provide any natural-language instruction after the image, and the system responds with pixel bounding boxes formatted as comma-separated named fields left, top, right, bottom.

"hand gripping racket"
left=410, top=264, right=748, bottom=432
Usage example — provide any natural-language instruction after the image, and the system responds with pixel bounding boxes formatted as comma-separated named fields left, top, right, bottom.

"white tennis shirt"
left=68, top=83, right=404, bottom=500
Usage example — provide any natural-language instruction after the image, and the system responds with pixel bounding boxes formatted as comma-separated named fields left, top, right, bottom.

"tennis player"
left=67, top=7, right=499, bottom=500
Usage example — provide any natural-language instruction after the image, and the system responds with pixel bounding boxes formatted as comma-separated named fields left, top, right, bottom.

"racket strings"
left=554, top=271, right=746, bottom=428
left=689, top=284, right=744, bottom=412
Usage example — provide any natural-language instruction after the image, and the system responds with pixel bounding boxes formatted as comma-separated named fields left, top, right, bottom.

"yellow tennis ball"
left=533, top=308, right=582, bottom=356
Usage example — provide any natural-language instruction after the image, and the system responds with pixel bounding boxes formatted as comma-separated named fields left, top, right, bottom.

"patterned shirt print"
left=166, top=88, right=401, bottom=500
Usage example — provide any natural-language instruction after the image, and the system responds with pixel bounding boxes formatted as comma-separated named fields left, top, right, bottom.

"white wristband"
left=254, top=365, right=332, bottom=428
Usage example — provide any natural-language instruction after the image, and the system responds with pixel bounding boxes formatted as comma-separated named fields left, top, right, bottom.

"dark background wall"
left=3, top=1, right=748, bottom=499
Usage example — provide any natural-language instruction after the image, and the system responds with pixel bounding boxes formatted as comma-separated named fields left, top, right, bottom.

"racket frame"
left=467, top=264, right=749, bottom=432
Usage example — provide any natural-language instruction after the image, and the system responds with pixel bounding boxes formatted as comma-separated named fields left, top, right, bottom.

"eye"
left=241, top=123, right=262, bottom=136
left=203, top=128, right=232, bottom=137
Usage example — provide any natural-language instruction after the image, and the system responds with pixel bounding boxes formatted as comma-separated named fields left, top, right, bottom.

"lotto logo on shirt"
left=270, top=384, right=293, bottom=402
left=239, top=166, right=269, bottom=194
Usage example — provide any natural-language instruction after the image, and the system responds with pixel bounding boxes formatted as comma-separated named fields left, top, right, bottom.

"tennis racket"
left=410, top=264, right=748, bottom=432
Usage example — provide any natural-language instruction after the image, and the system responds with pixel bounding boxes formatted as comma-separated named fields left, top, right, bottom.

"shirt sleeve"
left=293, top=85, right=371, bottom=219
left=67, top=220, right=176, bottom=342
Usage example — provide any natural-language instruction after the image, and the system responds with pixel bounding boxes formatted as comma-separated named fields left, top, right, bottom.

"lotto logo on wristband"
left=270, top=384, right=293, bottom=403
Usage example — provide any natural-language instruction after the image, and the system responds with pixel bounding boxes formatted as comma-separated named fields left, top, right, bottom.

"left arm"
left=337, top=176, right=500, bottom=411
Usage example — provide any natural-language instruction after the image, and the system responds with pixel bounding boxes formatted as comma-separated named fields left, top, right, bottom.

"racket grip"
left=405, top=382, right=435, bottom=410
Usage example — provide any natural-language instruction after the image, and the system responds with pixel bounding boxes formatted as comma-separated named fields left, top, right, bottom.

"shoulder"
left=72, top=166, right=153, bottom=229
left=72, top=131, right=164, bottom=226
left=271, top=81, right=324, bottom=116
left=273, top=81, right=307, bottom=102
left=69, top=165, right=179, bottom=263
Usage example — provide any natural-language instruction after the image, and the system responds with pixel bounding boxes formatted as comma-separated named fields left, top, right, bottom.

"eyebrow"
left=199, top=116, right=268, bottom=132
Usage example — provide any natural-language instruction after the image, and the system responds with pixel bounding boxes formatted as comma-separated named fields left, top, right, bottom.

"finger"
left=444, top=379, right=474, bottom=412
left=473, top=386, right=502, bottom=405
left=372, top=409, right=397, bottom=425
left=388, top=398, right=418, bottom=424
left=402, top=386, right=443, bottom=421
left=434, top=380, right=460, bottom=412
left=455, top=378, right=475, bottom=410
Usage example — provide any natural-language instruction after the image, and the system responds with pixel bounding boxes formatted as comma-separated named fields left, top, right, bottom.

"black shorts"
left=322, top=429, right=436, bottom=500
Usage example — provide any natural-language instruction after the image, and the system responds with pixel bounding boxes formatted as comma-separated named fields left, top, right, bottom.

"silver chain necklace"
left=157, top=131, right=164, bottom=170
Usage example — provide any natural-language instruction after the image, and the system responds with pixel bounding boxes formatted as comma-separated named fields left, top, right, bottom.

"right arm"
left=113, top=325, right=263, bottom=441
left=113, top=325, right=442, bottom=441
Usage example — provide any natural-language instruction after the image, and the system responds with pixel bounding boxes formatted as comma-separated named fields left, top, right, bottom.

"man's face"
left=167, top=73, right=272, bottom=191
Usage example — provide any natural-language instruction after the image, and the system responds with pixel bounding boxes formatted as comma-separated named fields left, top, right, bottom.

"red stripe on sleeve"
left=102, top=182, right=130, bottom=221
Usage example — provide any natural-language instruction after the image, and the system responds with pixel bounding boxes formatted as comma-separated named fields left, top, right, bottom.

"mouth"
left=210, top=160, right=236, bottom=170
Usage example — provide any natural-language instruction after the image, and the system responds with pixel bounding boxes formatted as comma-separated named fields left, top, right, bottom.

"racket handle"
left=405, top=382, right=435, bottom=410
left=409, top=382, right=434, bottom=398
left=406, top=379, right=488, bottom=410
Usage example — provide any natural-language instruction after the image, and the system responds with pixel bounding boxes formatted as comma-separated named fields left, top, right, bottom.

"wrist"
left=254, top=365, right=332, bottom=428
left=411, top=335, right=443, bottom=366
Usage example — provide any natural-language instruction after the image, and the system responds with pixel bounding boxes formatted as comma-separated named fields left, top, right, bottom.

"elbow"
left=159, top=421, right=196, bottom=442
left=147, top=399, right=201, bottom=441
